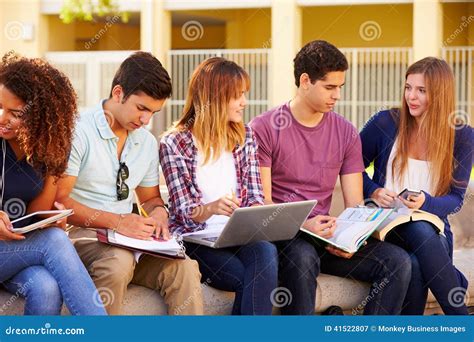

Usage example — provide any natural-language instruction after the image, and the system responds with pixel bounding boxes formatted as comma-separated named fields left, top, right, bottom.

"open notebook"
left=97, top=229, right=186, bottom=260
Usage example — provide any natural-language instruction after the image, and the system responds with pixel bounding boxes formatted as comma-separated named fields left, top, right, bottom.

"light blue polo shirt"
left=65, top=100, right=160, bottom=214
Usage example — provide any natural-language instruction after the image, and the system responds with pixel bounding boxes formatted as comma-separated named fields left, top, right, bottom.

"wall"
left=46, top=16, right=140, bottom=52
left=301, top=4, right=413, bottom=48
left=170, top=8, right=271, bottom=49
left=443, top=2, right=472, bottom=46
left=0, top=0, right=46, bottom=57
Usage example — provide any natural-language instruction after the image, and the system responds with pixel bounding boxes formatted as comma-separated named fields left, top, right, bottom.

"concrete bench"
left=1, top=248, right=472, bottom=315
left=1, top=183, right=472, bottom=315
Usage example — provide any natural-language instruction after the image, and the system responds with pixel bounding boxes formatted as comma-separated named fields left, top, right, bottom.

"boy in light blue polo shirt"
left=56, top=52, right=203, bottom=315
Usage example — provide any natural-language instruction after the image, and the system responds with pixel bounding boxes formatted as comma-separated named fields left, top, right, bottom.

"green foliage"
left=60, top=0, right=129, bottom=24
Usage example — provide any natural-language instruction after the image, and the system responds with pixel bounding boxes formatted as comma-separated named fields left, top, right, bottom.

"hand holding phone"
left=398, top=188, right=422, bottom=201
left=398, top=189, right=425, bottom=210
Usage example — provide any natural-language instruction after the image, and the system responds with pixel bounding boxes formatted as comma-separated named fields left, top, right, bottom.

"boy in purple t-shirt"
left=250, top=40, right=412, bottom=315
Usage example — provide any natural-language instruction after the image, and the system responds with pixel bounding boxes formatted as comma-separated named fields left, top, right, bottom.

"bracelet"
left=114, top=214, right=125, bottom=232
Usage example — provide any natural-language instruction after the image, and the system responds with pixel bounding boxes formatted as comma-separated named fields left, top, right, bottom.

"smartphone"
left=398, top=188, right=422, bottom=201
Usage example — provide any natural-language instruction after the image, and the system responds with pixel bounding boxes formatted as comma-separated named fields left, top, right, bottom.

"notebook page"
left=109, top=231, right=182, bottom=253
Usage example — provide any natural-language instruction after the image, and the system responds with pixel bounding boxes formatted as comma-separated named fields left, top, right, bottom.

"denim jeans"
left=185, top=240, right=278, bottom=315
left=275, top=232, right=412, bottom=315
left=385, top=221, right=468, bottom=315
left=0, top=227, right=106, bottom=315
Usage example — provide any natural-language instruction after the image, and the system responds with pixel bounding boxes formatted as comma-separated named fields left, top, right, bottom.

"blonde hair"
left=392, top=57, right=456, bottom=196
left=167, top=57, right=249, bottom=164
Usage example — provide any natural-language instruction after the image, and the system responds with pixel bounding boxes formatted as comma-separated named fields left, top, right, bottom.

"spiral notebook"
left=96, top=229, right=186, bottom=260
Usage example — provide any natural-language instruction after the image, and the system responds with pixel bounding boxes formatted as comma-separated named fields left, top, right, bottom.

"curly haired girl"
left=0, top=52, right=106, bottom=315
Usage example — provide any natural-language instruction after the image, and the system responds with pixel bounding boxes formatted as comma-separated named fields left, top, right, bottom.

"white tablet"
left=10, top=209, right=74, bottom=234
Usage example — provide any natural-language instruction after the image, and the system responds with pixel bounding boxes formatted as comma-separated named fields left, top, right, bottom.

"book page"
left=301, top=207, right=394, bottom=252
left=326, top=220, right=374, bottom=250
left=338, top=207, right=390, bottom=222
left=329, top=207, right=394, bottom=251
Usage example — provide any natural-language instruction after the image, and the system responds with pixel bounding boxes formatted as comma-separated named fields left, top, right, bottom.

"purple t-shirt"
left=250, top=102, right=364, bottom=217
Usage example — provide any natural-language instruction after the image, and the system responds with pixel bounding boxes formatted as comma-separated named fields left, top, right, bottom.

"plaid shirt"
left=159, top=125, right=264, bottom=234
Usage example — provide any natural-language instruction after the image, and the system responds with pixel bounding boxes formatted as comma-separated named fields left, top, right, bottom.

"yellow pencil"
left=134, top=192, right=149, bottom=217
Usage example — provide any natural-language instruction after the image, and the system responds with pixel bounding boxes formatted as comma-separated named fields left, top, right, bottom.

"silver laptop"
left=183, top=200, right=317, bottom=248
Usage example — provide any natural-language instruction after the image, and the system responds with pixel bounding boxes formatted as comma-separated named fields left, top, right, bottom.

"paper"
left=338, top=207, right=384, bottom=222
left=109, top=231, right=183, bottom=253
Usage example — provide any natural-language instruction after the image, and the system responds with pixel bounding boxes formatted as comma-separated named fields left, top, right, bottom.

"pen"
left=134, top=192, right=149, bottom=218
left=230, top=188, right=241, bottom=209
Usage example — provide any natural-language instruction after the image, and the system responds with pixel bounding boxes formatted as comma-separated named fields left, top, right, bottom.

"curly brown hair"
left=0, top=52, right=78, bottom=178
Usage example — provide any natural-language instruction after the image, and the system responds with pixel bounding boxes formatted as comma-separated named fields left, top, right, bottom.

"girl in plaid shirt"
left=160, top=57, right=278, bottom=315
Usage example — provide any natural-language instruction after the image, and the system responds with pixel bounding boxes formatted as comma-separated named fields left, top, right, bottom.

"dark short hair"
left=110, top=51, right=172, bottom=100
left=293, top=40, right=348, bottom=87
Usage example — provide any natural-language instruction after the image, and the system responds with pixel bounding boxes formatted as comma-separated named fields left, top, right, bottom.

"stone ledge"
left=1, top=249, right=472, bottom=315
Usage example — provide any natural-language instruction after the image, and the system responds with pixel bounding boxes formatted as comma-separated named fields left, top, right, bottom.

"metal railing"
left=45, top=51, right=135, bottom=109
left=337, top=48, right=413, bottom=128
left=442, top=46, right=474, bottom=118
left=46, top=47, right=472, bottom=133
left=167, top=48, right=414, bottom=130
left=167, top=48, right=270, bottom=129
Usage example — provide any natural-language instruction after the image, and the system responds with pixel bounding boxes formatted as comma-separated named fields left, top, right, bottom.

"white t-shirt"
left=195, top=145, right=237, bottom=231
left=385, top=138, right=433, bottom=195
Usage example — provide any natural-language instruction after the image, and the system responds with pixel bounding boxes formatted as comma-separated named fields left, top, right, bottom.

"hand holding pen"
left=134, top=192, right=170, bottom=241
left=208, top=189, right=241, bottom=217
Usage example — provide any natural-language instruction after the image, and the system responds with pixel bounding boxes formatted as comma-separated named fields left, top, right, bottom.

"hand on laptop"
left=303, top=215, right=337, bottom=239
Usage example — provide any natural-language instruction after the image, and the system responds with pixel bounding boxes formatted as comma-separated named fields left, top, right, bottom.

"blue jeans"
left=275, top=233, right=412, bottom=315
left=0, top=227, right=106, bottom=315
left=385, top=221, right=468, bottom=315
left=185, top=240, right=278, bottom=315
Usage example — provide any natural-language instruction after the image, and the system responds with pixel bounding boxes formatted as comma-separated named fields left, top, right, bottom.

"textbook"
left=301, top=207, right=394, bottom=253
left=11, top=209, right=74, bottom=234
left=96, top=229, right=186, bottom=260
left=372, top=208, right=445, bottom=241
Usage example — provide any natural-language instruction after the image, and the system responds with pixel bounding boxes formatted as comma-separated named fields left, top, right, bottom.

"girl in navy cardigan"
left=361, top=57, right=472, bottom=315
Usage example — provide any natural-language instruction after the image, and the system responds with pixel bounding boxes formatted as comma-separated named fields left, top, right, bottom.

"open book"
left=301, top=207, right=394, bottom=253
left=372, top=208, right=445, bottom=241
left=96, top=229, right=186, bottom=259
left=11, top=210, right=74, bottom=234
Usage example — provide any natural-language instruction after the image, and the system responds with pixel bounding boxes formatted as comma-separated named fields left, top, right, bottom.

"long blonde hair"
left=168, top=57, right=248, bottom=164
left=392, top=57, right=456, bottom=196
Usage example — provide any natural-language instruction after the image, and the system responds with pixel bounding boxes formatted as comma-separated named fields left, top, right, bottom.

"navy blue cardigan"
left=360, top=109, right=473, bottom=254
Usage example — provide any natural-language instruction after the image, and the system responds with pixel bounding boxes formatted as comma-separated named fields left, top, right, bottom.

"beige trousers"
left=68, top=226, right=203, bottom=315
